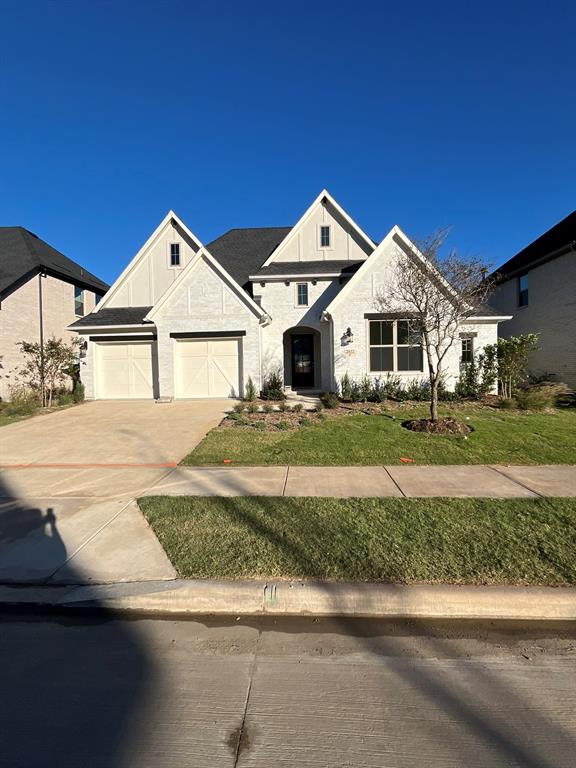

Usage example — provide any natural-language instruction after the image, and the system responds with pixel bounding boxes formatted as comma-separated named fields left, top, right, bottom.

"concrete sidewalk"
left=145, top=463, right=576, bottom=498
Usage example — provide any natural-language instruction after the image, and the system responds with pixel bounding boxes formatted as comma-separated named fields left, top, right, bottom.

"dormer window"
left=319, top=225, right=331, bottom=248
left=170, top=243, right=181, bottom=267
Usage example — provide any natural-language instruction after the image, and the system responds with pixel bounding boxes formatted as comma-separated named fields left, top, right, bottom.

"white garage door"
left=97, top=342, right=155, bottom=399
left=175, top=338, right=240, bottom=398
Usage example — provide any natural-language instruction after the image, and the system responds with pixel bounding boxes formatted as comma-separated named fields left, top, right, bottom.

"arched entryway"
left=283, top=326, right=322, bottom=391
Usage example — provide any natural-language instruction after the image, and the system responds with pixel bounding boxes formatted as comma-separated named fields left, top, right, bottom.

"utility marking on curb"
left=263, top=583, right=278, bottom=606
left=0, top=462, right=179, bottom=469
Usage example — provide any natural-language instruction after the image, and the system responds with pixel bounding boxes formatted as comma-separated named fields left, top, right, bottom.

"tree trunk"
left=430, top=378, right=439, bottom=422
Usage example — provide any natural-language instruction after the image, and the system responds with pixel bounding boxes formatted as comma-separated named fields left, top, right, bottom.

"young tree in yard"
left=491, top=334, right=540, bottom=399
left=376, top=231, right=493, bottom=422
left=17, top=336, right=80, bottom=408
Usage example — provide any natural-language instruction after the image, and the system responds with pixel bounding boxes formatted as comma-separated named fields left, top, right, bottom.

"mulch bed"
left=402, top=417, right=471, bottom=436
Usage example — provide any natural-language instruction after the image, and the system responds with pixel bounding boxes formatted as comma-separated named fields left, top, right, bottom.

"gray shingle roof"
left=68, top=306, right=153, bottom=329
left=250, top=260, right=364, bottom=279
left=206, top=227, right=292, bottom=290
left=0, top=227, right=109, bottom=298
left=491, top=210, right=576, bottom=280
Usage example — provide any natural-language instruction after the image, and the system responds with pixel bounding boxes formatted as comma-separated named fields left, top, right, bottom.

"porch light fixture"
left=341, top=327, right=354, bottom=345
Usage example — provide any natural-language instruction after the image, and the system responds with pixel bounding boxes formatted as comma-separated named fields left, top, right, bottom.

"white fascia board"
left=95, top=210, right=203, bottom=312
left=145, top=246, right=267, bottom=322
left=249, top=272, right=343, bottom=281
left=260, top=189, right=375, bottom=267
left=467, top=315, right=513, bottom=322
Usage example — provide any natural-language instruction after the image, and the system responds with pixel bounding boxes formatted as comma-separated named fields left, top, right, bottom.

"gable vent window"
left=297, top=283, right=309, bottom=306
left=320, top=225, right=331, bottom=248
left=170, top=243, right=181, bottom=267
left=518, top=274, right=528, bottom=307
left=369, top=319, right=423, bottom=373
left=74, top=286, right=84, bottom=316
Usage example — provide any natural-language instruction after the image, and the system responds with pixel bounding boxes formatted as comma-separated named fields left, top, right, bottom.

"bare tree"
left=376, top=231, right=493, bottom=422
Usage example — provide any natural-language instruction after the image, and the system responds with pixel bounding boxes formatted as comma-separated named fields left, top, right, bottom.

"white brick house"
left=0, top=227, right=108, bottom=400
left=70, top=191, right=509, bottom=400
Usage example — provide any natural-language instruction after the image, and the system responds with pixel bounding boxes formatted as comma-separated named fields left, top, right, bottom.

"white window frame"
left=168, top=241, right=182, bottom=269
left=461, top=337, right=474, bottom=364
left=367, top=319, right=424, bottom=374
left=295, top=282, right=309, bottom=307
left=318, top=224, right=332, bottom=250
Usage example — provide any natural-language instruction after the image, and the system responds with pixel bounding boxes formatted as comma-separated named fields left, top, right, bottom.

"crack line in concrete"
left=487, top=465, right=544, bottom=498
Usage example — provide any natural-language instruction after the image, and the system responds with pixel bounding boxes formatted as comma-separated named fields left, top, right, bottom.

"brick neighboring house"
left=69, top=190, right=509, bottom=401
left=489, top=211, right=576, bottom=389
left=0, top=227, right=109, bottom=400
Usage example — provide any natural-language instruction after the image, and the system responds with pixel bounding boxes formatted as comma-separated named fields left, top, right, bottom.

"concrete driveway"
left=0, top=400, right=231, bottom=465
left=0, top=400, right=230, bottom=585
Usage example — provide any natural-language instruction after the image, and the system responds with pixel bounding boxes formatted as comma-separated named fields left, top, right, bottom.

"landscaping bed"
left=183, top=404, right=576, bottom=465
left=139, top=496, right=576, bottom=585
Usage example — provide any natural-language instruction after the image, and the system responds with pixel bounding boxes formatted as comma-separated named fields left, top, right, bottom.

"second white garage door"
left=175, top=338, right=241, bottom=398
left=96, top=342, right=155, bottom=399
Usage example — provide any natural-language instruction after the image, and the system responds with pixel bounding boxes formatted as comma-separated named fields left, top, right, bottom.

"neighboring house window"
left=518, top=274, right=528, bottom=306
left=74, top=286, right=84, bottom=316
left=94, top=293, right=102, bottom=305
left=319, top=225, right=331, bottom=248
left=369, top=319, right=423, bottom=372
left=297, top=283, right=309, bottom=306
left=461, top=337, right=474, bottom=364
left=170, top=243, right=181, bottom=267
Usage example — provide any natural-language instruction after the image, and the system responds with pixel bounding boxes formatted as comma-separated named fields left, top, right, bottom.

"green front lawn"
left=183, top=406, right=576, bottom=466
left=139, top=496, right=576, bottom=585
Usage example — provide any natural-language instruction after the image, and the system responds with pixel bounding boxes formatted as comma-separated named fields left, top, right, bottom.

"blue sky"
left=1, top=0, right=574, bottom=285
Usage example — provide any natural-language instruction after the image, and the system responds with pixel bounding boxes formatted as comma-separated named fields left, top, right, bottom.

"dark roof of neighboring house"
left=250, top=260, right=365, bottom=279
left=0, top=226, right=109, bottom=299
left=206, top=227, right=292, bottom=289
left=68, top=306, right=153, bottom=329
left=492, top=210, right=576, bottom=280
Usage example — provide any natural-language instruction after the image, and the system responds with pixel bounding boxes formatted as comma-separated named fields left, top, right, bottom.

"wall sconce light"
left=341, top=327, right=354, bottom=345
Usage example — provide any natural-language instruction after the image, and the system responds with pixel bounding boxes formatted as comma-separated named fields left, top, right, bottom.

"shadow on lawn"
left=0, top=472, right=150, bottom=767
left=218, top=495, right=576, bottom=767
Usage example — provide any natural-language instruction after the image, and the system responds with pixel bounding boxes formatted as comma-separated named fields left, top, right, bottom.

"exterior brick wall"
left=490, top=251, right=576, bottom=388
left=0, top=274, right=98, bottom=400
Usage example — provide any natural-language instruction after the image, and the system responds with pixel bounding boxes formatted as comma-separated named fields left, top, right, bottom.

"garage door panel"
left=97, top=342, right=155, bottom=399
left=175, top=338, right=240, bottom=398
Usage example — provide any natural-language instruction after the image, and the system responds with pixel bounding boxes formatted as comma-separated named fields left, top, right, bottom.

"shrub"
left=246, top=403, right=259, bottom=414
left=72, top=381, right=85, bottom=403
left=456, top=346, right=498, bottom=400
left=276, top=421, right=289, bottom=431
left=340, top=372, right=353, bottom=401
left=515, top=383, right=566, bottom=411
left=320, top=392, right=339, bottom=409
left=404, top=379, right=430, bottom=401
left=252, top=420, right=266, bottom=430
left=233, top=403, right=246, bottom=413
left=358, top=375, right=373, bottom=402
left=316, top=412, right=327, bottom=421
left=371, top=377, right=387, bottom=403
left=244, top=376, right=257, bottom=402
left=499, top=398, right=517, bottom=409
left=56, top=391, right=75, bottom=406
left=228, top=412, right=247, bottom=423
left=4, top=386, right=40, bottom=416
left=262, top=403, right=274, bottom=414
left=381, top=373, right=404, bottom=400
left=299, top=416, right=311, bottom=427
left=262, top=369, right=285, bottom=400
left=279, top=401, right=291, bottom=413
left=292, top=403, right=304, bottom=413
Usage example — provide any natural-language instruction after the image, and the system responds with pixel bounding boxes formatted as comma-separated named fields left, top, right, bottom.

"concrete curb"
left=1, top=579, right=576, bottom=621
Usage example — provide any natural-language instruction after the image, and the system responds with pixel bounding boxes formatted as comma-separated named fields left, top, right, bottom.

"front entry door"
left=291, top=334, right=315, bottom=388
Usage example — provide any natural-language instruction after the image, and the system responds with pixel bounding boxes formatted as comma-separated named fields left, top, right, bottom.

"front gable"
left=147, top=247, right=266, bottom=325
left=262, top=190, right=375, bottom=265
left=98, top=212, right=202, bottom=310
